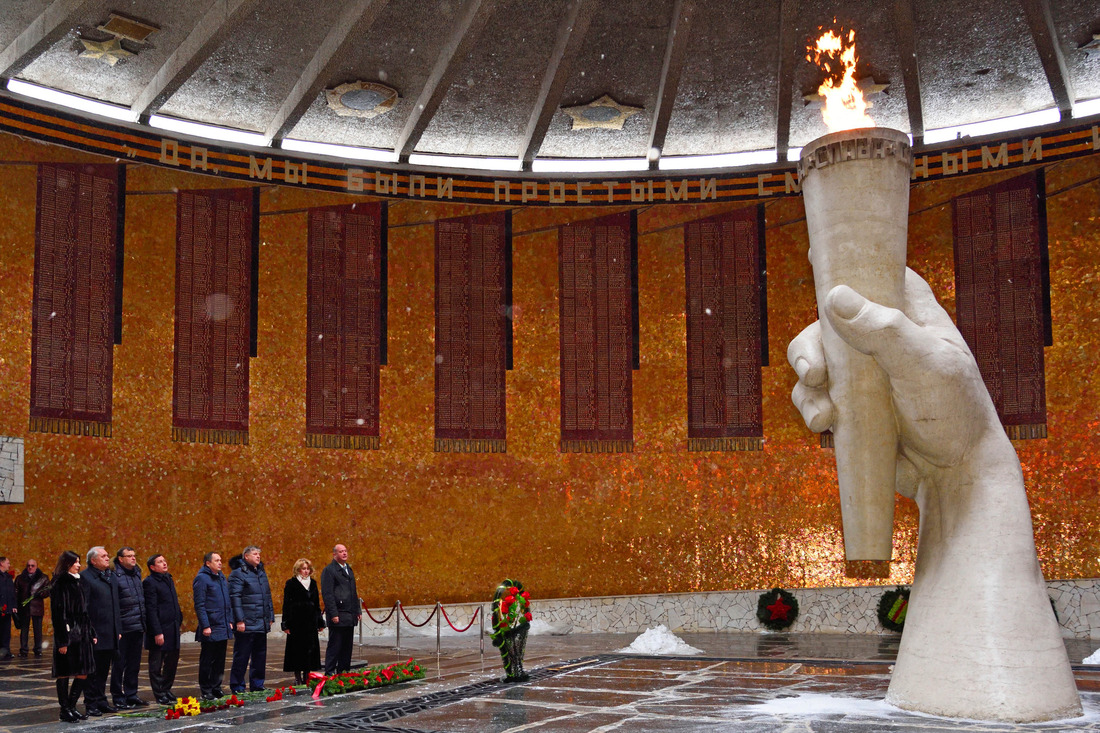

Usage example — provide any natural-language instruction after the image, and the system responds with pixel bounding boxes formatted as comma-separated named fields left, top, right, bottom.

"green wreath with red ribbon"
left=756, top=588, right=798, bottom=631
left=876, top=586, right=910, bottom=632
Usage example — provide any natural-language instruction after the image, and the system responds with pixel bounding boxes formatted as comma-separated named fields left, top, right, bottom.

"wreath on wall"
left=876, top=586, right=910, bottom=632
left=756, top=588, right=798, bottom=631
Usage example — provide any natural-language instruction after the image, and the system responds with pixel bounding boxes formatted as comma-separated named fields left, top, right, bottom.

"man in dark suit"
left=320, top=543, right=360, bottom=674
left=81, top=546, right=122, bottom=716
left=143, top=554, right=183, bottom=704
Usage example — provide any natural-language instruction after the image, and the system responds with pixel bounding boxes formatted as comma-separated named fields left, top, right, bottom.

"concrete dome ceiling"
left=0, top=0, right=1098, bottom=172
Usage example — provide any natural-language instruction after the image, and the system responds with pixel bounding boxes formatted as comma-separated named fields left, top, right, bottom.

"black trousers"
left=84, top=648, right=117, bottom=708
left=148, top=646, right=180, bottom=697
left=229, top=631, right=267, bottom=692
left=198, top=640, right=228, bottom=696
left=0, top=614, right=10, bottom=653
left=110, top=631, right=143, bottom=702
left=19, top=614, right=43, bottom=654
left=324, top=625, right=354, bottom=674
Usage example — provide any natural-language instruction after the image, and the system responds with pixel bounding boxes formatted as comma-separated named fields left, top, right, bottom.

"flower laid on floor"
left=153, top=689, right=281, bottom=719
left=164, top=696, right=201, bottom=719
left=310, top=658, right=425, bottom=697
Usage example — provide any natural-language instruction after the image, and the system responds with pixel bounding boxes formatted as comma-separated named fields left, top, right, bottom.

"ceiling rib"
left=395, top=0, right=498, bottom=162
left=519, top=0, right=598, bottom=169
left=131, top=0, right=257, bottom=121
left=0, top=0, right=91, bottom=80
left=774, top=0, right=799, bottom=161
left=892, top=0, right=924, bottom=144
left=266, top=0, right=391, bottom=144
left=647, top=0, right=696, bottom=170
left=1018, top=0, right=1075, bottom=119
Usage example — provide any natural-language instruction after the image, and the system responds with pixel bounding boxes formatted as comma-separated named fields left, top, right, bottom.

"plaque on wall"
left=684, top=205, right=767, bottom=451
left=559, top=211, right=637, bottom=453
left=172, top=187, right=257, bottom=445
left=434, top=211, right=511, bottom=453
left=0, top=437, right=24, bottom=505
left=953, top=170, right=1051, bottom=439
left=306, top=203, right=385, bottom=449
left=30, top=163, right=125, bottom=438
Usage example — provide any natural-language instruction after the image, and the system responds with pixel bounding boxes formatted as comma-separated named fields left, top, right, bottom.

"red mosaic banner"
left=434, top=211, right=510, bottom=453
left=559, top=211, right=636, bottom=453
left=953, top=170, right=1050, bottom=439
left=306, top=203, right=384, bottom=449
left=172, top=187, right=257, bottom=445
left=684, top=206, right=766, bottom=451
left=29, top=163, right=125, bottom=438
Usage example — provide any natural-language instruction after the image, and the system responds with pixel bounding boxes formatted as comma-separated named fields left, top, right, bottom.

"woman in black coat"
left=50, top=550, right=96, bottom=723
left=281, top=558, right=325, bottom=683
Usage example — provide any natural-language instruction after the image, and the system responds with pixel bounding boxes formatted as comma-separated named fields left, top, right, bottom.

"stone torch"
left=797, top=128, right=912, bottom=561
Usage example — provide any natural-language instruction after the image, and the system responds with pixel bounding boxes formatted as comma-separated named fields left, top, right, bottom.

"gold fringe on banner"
left=306, top=433, right=380, bottom=450
left=171, top=427, right=249, bottom=446
left=434, top=438, right=506, bottom=453
left=560, top=439, right=634, bottom=454
left=29, top=416, right=112, bottom=438
left=1006, top=423, right=1047, bottom=440
left=819, top=432, right=834, bottom=449
left=688, top=437, right=763, bottom=452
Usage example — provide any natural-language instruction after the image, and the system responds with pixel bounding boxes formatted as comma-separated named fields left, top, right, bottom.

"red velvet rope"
left=362, top=602, right=397, bottom=625
left=399, top=604, right=439, bottom=628
left=441, top=605, right=480, bottom=633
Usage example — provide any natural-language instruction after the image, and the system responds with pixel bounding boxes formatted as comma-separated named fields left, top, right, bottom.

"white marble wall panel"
left=359, top=580, right=1100, bottom=640
left=0, top=437, right=24, bottom=504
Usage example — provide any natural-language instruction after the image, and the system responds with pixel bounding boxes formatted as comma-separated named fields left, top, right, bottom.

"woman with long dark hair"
left=281, top=558, right=324, bottom=684
left=50, top=550, right=96, bottom=723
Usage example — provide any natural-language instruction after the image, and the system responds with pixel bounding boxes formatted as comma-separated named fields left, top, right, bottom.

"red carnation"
left=521, top=591, right=530, bottom=600
left=524, top=611, right=532, bottom=621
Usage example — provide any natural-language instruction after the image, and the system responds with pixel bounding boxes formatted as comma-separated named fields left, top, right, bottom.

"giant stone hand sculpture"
left=788, top=272, right=1081, bottom=722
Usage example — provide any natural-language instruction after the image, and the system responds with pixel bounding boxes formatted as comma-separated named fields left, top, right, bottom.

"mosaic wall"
left=1, top=131, right=1098, bottom=631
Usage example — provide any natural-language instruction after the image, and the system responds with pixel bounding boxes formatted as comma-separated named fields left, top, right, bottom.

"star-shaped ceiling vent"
left=325, top=81, right=399, bottom=118
left=78, top=13, right=158, bottom=67
left=562, top=94, right=642, bottom=130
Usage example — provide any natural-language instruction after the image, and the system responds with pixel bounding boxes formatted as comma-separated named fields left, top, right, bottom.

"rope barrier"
left=362, top=602, right=396, bottom=625
left=399, top=603, right=438, bottom=628
left=441, top=604, right=480, bottom=633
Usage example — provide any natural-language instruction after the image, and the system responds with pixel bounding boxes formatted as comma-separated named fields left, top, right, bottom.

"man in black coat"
left=14, top=558, right=48, bottom=657
left=81, top=546, right=122, bottom=716
left=0, top=556, right=15, bottom=660
left=143, top=554, right=183, bottom=705
left=321, top=543, right=361, bottom=674
left=111, top=547, right=148, bottom=709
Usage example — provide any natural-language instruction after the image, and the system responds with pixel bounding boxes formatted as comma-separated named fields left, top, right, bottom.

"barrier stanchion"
left=396, top=601, right=402, bottom=650
left=480, top=603, right=485, bottom=656
left=436, top=602, right=442, bottom=677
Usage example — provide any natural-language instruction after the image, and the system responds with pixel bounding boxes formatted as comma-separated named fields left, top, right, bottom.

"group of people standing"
left=7, top=542, right=360, bottom=723
left=0, top=556, right=51, bottom=660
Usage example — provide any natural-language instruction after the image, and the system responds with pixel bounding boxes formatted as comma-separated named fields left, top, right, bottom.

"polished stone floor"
left=1, top=632, right=1098, bottom=732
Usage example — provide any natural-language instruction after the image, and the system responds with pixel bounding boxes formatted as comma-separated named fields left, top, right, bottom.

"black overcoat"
left=50, top=573, right=96, bottom=677
left=320, top=561, right=359, bottom=627
left=281, top=577, right=323, bottom=672
left=143, top=572, right=183, bottom=651
left=80, top=565, right=121, bottom=651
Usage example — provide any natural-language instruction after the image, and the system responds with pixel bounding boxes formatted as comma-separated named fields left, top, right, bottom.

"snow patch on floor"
left=615, top=625, right=704, bottom=655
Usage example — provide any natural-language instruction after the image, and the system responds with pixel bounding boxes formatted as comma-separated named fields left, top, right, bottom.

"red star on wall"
left=766, top=596, right=791, bottom=621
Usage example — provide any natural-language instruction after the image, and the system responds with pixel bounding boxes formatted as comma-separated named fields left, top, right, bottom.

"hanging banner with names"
left=172, top=187, right=258, bottom=445
left=953, top=170, right=1051, bottom=439
left=30, top=163, right=125, bottom=437
left=306, top=202, right=386, bottom=449
left=434, top=211, right=511, bottom=453
left=559, top=210, right=638, bottom=453
left=684, top=205, right=767, bottom=451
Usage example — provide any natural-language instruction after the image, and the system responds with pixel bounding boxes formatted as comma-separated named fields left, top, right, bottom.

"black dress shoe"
left=127, top=697, right=150, bottom=707
left=59, top=707, right=79, bottom=723
left=18, top=649, right=27, bottom=657
left=113, top=699, right=133, bottom=710
left=85, top=707, right=102, bottom=717
left=98, top=702, right=118, bottom=713
left=213, top=688, right=224, bottom=697
left=71, top=707, right=87, bottom=721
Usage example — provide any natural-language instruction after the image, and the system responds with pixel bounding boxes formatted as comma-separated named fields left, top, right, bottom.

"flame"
left=807, top=28, right=874, bottom=132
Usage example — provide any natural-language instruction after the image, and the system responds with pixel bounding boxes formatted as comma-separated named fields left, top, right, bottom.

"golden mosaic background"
left=1, top=131, right=1098, bottom=630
